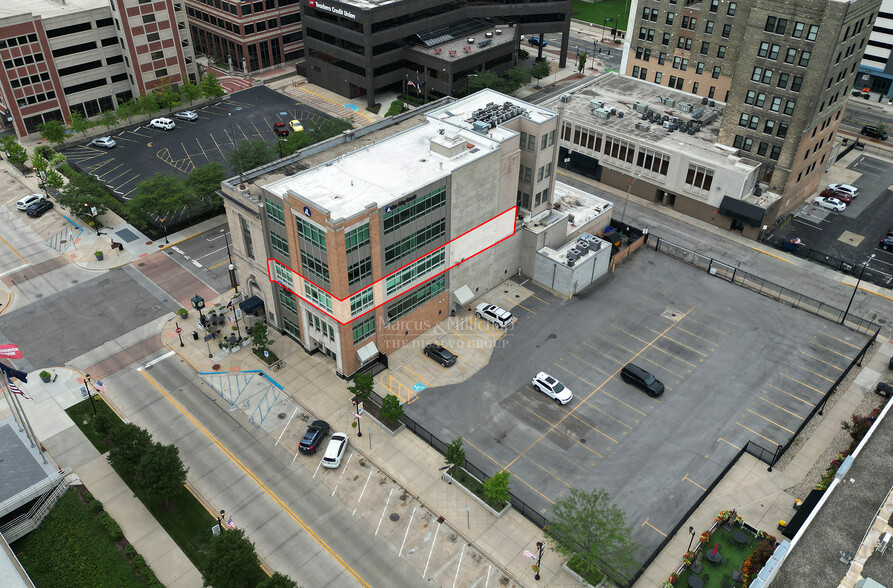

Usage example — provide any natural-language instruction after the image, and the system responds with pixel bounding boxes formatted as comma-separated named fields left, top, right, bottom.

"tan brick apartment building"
left=0, top=0, right=197, bottom=138
left=621, top=0, right=881, bottom=222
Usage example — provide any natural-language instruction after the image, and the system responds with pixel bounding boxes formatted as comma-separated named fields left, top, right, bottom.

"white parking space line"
left=451, top=545, right=466, bottom=588
left=191, top=259, right=203, bottom=268
left=399, top=507, right=417, bottom=556
left=194, top=245, right=228, bottom=261
left=291, top=448, right=301, bottom=463
left=332, top=453, right=353, bottom=496
left=484, top=564, right=491, bottom=588
left=375, top=488, right=394, bottom=536
left=422, top=521, right=442, bottom=578
left=312, top=453, right=324, bottom=478
left=275, top=407, right=299, bottom=446
left=352, top=468, right=374, bottom=516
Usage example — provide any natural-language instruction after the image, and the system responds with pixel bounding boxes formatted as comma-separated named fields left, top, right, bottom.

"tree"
left=69, top=110, right=93, bottom=136
left=154, top=83, right=181, bottom=110
left=116, top=98, right=141, bottom=121
left=466, top=70, right=500, bottom=94
left=98, top=109, right=119, bottom=130
left=186, top=162, right=226, bottom=206
left=30, top=152, right=49, bottom=178
left=134, top=442, right=189, bottom=508
left=199, top=71, right=226, bottom=98
left=546, top=487, right=639, bottom=582
left=258, top=572, right=299, bottom=588
left=483, top=470, right=511, bottom=505
left=347, top=374, right=373, bottom=401
left=37, top=120, right=67, bottom=145
left=578, top=51, right=587, bottom=73
left=251, top=321, right=274, bottom=354
left=43, top=168, right=66, bottom=195
left=179, top=81, right=203, bottom=104
left=125, top=173, right=193, bottom=230
left=499, top=67, right=532, bottom=94
left=58, top=172, right=113, bottom=219
left=201, top=528, right=259, bottom=588
left=532, top=59, right=552, bottom=87
left=107, top=423, right=154, bottom=476
left=5, top=140, right=28, bottom=166
left=380, top=394, right=404, bottom=425
left=228, top=139, right=275, bottom=174
left=137, top=92, right=160, bottom=115
left=876, top=122, right=888, bottom=137
left=444, top=437, right=465, bottom=474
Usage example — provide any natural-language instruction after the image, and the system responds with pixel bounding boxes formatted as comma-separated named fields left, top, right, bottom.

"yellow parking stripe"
left=718, top=438, right=741, bottom=450
left=767, top=385, right=815, bottom=406
left=735, top=422, right=779, bottom=446
left=757, top=396, right=805, bottom=420
left=568, top=352, right=611, bottom=377
left=480, top=425, right=572, bottom=488
left=675, top=326, right=720, bottom=347
left=792, top=364, right=834, bottom=383
left=812, top=340, right=852, bottom=360
left=682, top=316, right=730, bottom=337
left=462, top=438, right=555, bottom=505
left=509, top=398, right=602, bottom=460
left=799, top=350, right=845, bottom=371
left=682, top=473, right=706, bottom=491
left=746, top=409, right=795, bottom=434
left=649, top=344, right=697, bottom=368
left=642, top=519, right=667, bottom=537
left=552, top=365, right=646, bottom=416
left=779, top=372, right=823, bottom=394
left=818, top=327, right=861, bottom=349
left=582, top=340, right=625, bottom=366
left=638, top=355, right=685, bottom=380
left=661, top=336, right=708, bottom=357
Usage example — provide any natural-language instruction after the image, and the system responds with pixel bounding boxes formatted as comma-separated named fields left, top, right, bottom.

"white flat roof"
left=0, top=0, right=107, bottom=20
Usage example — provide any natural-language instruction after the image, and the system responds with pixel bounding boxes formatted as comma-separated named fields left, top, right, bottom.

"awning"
left=781, top=488, right=824, bottom=538
left=239, top=295, right=265, bottom=314
left=357, top=341, right=378, bottom=363
left=719, top=196, right=765, bottom=227
left=453, top=285, right=475, bottom=307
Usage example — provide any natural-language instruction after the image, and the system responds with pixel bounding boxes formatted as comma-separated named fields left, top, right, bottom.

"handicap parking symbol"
left=412, top=383, right=426, bottom=392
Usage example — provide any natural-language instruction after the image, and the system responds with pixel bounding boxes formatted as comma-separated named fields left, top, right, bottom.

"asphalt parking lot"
left=769, top=154, right=893, bottom=274
left=402, top=247, right=868, bottom=565
left=60, top=86, right=332, bottom=200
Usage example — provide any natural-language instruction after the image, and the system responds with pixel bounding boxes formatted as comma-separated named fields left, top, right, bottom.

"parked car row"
left=530, top=362, right=664, bottom=407
left=297, top=419, right=349, bottom=468
left=813, top=183, right=860, bottom=212
left=15, top=193, right=54, bottom=217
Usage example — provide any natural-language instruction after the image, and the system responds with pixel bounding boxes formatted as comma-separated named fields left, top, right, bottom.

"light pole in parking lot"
left=842, top=253, right=875, bottom=325
left=619, top=172, right=642, bottom=235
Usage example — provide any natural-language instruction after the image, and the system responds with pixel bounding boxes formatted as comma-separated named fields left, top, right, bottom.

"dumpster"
left=781, top=238, right=802, bottom=252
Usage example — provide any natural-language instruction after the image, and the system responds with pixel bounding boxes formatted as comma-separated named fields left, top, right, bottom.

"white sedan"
left=531, top=372, right=573, bottom=405
left=828, top=183, right=858, bottom=198
left=322, top=432, right=348, bottom=468
left=813, top=196, right=846, bottom=212
left=175, top=110, right=198, bottom=121
left=91, top=136, right=116, bottom=148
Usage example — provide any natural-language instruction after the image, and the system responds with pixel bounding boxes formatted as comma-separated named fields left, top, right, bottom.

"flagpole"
left=0, top=371, right=25, bottom=433
left=1, top=372, right=46, bottom=463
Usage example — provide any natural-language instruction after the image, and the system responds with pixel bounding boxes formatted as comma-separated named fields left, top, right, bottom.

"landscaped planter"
left=361, top=405, right=405, bottom=437
left=448, top=468, right=510, bottom=517
left=562, top=561, right=606, bottom=588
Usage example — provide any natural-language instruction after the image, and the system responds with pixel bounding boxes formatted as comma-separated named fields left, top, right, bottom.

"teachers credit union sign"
left=307, top=0, right=357, bottom=19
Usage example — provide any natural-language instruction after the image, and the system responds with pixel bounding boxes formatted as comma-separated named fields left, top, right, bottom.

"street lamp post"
left=84, top=203, right=102, bottom=236
left=83, top=373, right=97, bottom=415
left=159, top=216, right=169, bottom=244
left=353, top=399, right=363, bottom=437
left=842, top=254, right=875, bottom=325
left=534, top=541, right=545, bottom=581
left=192, top=294, right=206, bottom=328
left=619, top=173, right=642, bottom=234
left=687, top=526, right=696, bottom=552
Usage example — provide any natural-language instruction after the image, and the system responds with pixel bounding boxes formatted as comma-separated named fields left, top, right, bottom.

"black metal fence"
left=651, top=236, right=881, bottom=336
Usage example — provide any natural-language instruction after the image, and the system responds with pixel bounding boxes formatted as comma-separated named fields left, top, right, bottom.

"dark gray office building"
left=301, top=0, right=573, bottom=108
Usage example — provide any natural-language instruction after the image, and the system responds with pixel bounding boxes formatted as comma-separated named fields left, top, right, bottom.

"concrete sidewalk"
left=0, top=367, right=203, bottom=588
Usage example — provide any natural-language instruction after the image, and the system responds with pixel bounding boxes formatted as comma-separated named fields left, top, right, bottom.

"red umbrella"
left=712, top=543, right=719, bottom=555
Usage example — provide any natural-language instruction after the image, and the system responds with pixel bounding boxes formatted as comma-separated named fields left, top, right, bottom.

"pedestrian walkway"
left=0, top=367, right=203, bottom=588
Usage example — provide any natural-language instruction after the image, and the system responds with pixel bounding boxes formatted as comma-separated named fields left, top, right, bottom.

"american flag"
left=226, top=516, right=237, bottom=529
left=93, top=380, right=107, bottom=393
left=8, top=380, right=31, bottom=400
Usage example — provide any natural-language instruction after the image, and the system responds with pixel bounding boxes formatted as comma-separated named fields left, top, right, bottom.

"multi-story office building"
left=0, top=0, right=197, bottom=139
left=184, top=0, right=303, bottom=73
left=856, top=0, right=893, bottom=97
left=301, top=0, right=573, bottom=109
left=221, top=90, right=616, bottom=377
left=622, top=0, right=881, bottom=208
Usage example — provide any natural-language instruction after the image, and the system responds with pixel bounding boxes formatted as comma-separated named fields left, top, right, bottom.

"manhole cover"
left=138, top=263, right=146, bottom=267
left=879, top=318, right=887, bottom=324
left=212, top=364, right=221, bottom=370
left=35, top=294, right=42, bottom=298
left=580, top=438, right=586, bottom=444
left=71, top=280, right=79, bottom=284
left=661, top=308, right=684, bottom=322
left=389, top=513, right=400, bottom=522
left=145, top=241, right=153, bottom=246
left=152, top=305, right=161, bottom=311
left=504, top=290, right=509, bottom=293
left=278, top=413, right=287, bottom=419
left=437, top=516, right=445, bottom=524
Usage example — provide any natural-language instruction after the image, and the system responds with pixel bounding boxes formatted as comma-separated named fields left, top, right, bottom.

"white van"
left=475, top=303, right=513, bottom=327
left=148, top=117, right=176, bottom=130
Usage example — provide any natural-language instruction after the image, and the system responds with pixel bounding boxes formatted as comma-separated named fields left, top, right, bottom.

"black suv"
left=298, top=420, right=329, bottom=454
left=861, top=125, right=889, bottom=141
left=423, top=343, right=457, bottom=367
left=620, top=363, right=665, bottom=397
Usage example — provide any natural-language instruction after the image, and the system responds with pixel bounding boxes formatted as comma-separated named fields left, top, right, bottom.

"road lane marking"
left=332, top=453, right=353, bottom=496
left=144, top=350, right=175, bottom=368
left=451, top=545, right=466, bottom=588
left=136, top=368, right=370, bottom=587
left=792, top=363, right=834, bottom=383
left=812, top=340, right=853, bottom=360
left=799, top=350, right=844, bottom=371
left=818, top=327, right=862, bottom=349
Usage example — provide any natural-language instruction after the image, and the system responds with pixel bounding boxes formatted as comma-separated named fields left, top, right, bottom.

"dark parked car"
left=26, top=199, right=54, bottom=217
left=821, top=189, right=851, bottom=204
left=861, top=125, right=888, bottom=141
left=881, top=236, right=893, bottom=250
left=424, top=343, right=457, bottom=367
left=298, top=420, right=329, bottom=454
left=620, top=363, right=664, bottom=397
left=527, top=36, right=548, bottom=47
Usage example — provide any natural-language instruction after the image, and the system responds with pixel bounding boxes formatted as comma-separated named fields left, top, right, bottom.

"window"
left=541, top=133, right=548, bottom=150
left=712, top=66, right=721, bottom=79
left=743, top=137, right=753, bottom=151
left=745, top=90, right=756, bottom=104
left=798, top=51, right=811, bottom=67
left=727, top=2, right=736, bottom=15
left=791, top=76, right=803, bottom=92
left=764, top=120, right=776, bottom=134
left=151, top=50, right=164, bottom=60
left=662, top=32, right=670, bottom=46
left=721, top=24, right=731, bottom=38
left=383, top=219, right=446, bottom=266
left=758, top=42, right=769, bottom=58
left=705, top=21, right=714, bottom=34
left=761, top=69, right=773, bottom=84
left=142, top=13, right=156, bottom=23
left=385, top=249, right=445, bottom=296
left=784, top=48, right=796, bottom=64
left=635, top=148, right=671, bottom=177
left=672, top=57, right=681, bottom=69
left=265, top=199, right=285, bottom=226
left=696, top=62, right=705, bottom=74
left=700, top=41, right=710, bottom=54
left=352, top=315, right=375, bottom=343
left=300, top=250, right=330, bottom=287
left=677, top=37, right=692, bottom=50
left=784, top=100, right=795, bottom=115
left=774, top=18, right=787, bottom=35
left=655, top=72, right=663, bottom=84
left=348, top=257, right=372, bottom=286
left=283, top=316, right=301, bottom=339
left=717, top=45, right=727, bottom=58
left=273, top=263, right=293, bottom=289
left=349, top=287, right=374, bottom=316
left=345, top=223, right=369, bottom=253
left=777, top=72, right=789, bottom=89
left=777, top=123, right=788, bottom=138
left=383, top=187, right=446, bottom=234
left=270, top=232, right=289, bottom=256
left=769, top=145, right=781, bottom=160
left=769, top=44, right=780, bottom=60
left=658, top=52, right=667, bottom=65
left=279, top=289, right=298, bottom=314
left=240, top=217, right=254, bottom=260
left=666, top=12, right=675, bottom=25
left=709, top=0, right=718, bottom=11
left=792, top=22, right=804, bottom=38
left=296, top=218, right=326, bottom=250
left=807, top=25, right=819, bottom=41
left=757, top=142, right=769, bottom=156
left=548, top=130, right=555, bottom=146
left=305, top=282, right=333, bottom=312
left=386, top=275, right=444, bottom=322
left=684, top=164, right=714, bottom=195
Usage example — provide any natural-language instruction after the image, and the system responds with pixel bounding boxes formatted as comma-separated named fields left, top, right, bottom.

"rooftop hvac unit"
left=567, top=258, right=576, bottom=267
left=566, top=251, right=578, bottom=261
left=678, top=102, right=693, bottom=113
left=559, top=93, right=572, bottom=103
left=472, top=120, right=490, bottom=134
left=691, top=108, right=704, bottom=120
left=687, top=128, right=695, bottom=135
left=701, top=97, right=709, bottom=105
left=617, top=112, right=624, bottom=118
left=569, top=247, right=581, bottom=257
left=589, top=99, right=605, bottom=111
left=709, top=100, right=716, bottom=107
left=634, top=101, right=649, bottom=113
left=754, top=185, right=763, bottom=196
left=485, top=32, right=493, bottom=38
left=664, top=96, right=676, bottom=107
left=594, top=108, right=611, bottom=119
left=577, top=241, right=590, bottom=253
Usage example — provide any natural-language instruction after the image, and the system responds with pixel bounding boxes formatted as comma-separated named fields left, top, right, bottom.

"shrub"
left=89, top=498, right=104, bottom=514
left=58, top=163, right=76, bottom=178
left=125, top=545, right=137, bottom=556
left=93, top=412, right=114, bottom=436
left=384, top=100, right=404, bottom=117
left=380, top=394, right=404, bottom=424
left=367, top=103, right=382, bottom=114
left=98, top=512, right=123, bottom=540
left=133, top=555, right=146, bottom=568
left=483, top=470, right=511, bottom=505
